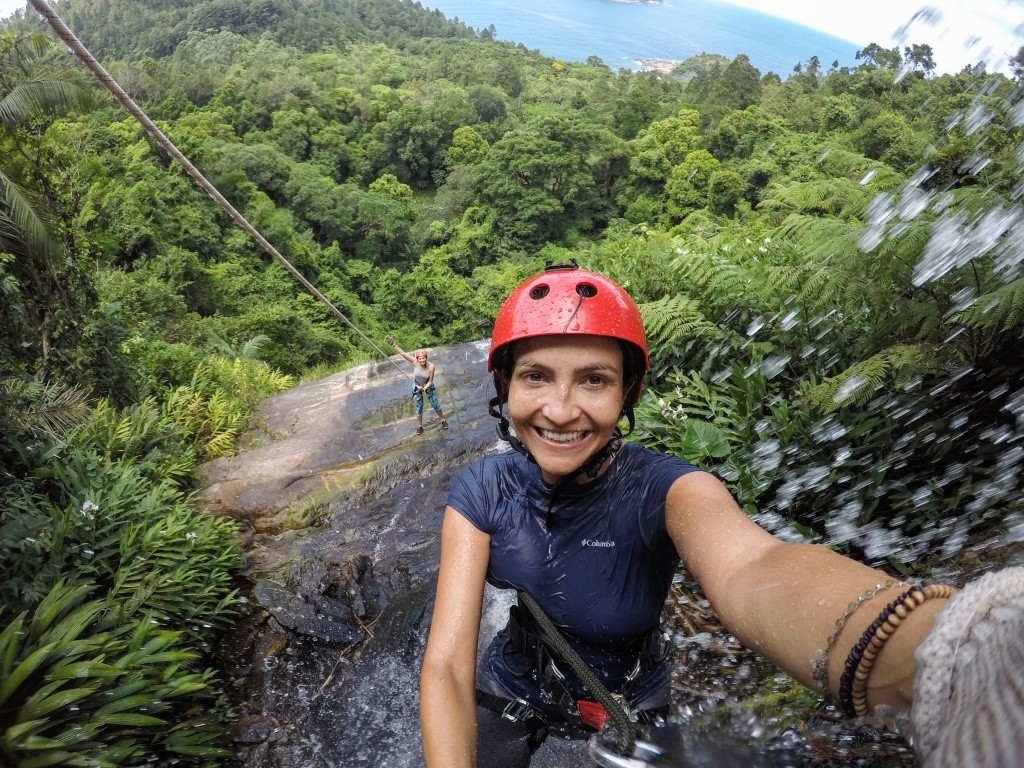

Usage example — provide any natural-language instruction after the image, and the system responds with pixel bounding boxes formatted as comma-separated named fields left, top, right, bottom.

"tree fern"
left=667, top=243, right=750, bottom=306
left=756, top=261, right=850, bottom=312
left=859, top=210, right=933, bottom=278
left=770, top=213, right=863, bottom=263
left=952, top=275, right=1024, bottom=338
left=815, top=147, right=903, bottom=190
left=760, top=177, right=873, bottom=219
left=872, top=296, right=948, bottom=345
left=799, top=343, right=946, bottom=413
left=639, top=293, right=719, bottom=349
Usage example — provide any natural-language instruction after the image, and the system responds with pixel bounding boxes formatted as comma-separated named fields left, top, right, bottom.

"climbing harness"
left=477, top=591, right=714, bottom=768
left=478, top=592, right=648, bottom=749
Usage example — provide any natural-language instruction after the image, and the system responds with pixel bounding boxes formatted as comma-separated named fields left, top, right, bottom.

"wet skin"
left=506, top=335, right=627, bottom=485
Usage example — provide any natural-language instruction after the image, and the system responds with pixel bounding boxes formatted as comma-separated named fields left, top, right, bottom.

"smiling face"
left=415, top=350, right=428, bottom=365
left=506, top=334, right=626, bottom=484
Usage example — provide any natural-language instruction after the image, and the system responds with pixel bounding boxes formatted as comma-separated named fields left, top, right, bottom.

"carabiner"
left=586, top=730, right=673, bottom=768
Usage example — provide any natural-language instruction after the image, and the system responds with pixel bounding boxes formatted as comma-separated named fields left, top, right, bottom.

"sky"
left=725, top=0, right=1023, bottom=74
left=1, top=0, right=1022, bottom=74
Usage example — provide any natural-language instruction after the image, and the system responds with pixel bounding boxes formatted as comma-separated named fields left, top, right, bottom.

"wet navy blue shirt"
left=447, top=441, right=702, bottom=705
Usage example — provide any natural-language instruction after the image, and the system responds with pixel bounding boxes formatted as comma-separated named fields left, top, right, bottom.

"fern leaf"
left=639, top=294, right=718, bottom=348
left=800, top=343, right=944, bottom=413
left=953, top=276, right=1024, bottom=338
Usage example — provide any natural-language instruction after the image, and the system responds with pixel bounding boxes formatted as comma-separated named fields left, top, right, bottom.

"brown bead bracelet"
left=838, top=582, right=957, bottom=717
left=810, top=579, right=909, bottom=694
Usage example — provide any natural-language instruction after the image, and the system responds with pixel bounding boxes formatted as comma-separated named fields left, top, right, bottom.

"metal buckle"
left=624, top=656, right=642, bottom=683
left=501, top=698, right=535, bottom=722
left=543, top=657, right=566, bottom=684
left=587, top=731, right=669, bottom=768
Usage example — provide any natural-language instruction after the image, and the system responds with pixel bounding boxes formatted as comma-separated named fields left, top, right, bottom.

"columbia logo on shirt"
left=582, top=539, right=615, bottom=547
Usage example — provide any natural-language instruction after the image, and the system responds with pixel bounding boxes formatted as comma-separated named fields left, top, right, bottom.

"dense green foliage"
left=2, top=0, right=1023, bottom=763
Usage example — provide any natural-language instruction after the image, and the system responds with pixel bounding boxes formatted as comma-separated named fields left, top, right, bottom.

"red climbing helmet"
left=488, top=263, right=649, bottom=388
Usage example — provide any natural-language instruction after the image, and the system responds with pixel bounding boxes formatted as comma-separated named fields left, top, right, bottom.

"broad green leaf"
left=49, top=661, right=122, bottom=680
left=88, top=713, right=165, bottom=727
left=682, top=420, right=732, bottom=459
left=164, top=743, right=229, bottom=757
left=0, top=614, right=27, bottom=678
left=94, top=693, right=165, bottom=716
left=17, top=749, right=89, bottom=768
left=27, top=583, right=93, bottom=640
left=0, top=646, right=56, bottom=705
left=37, top=603, right=104, bottom=647
left=4, top=717, right=48, bottom=743
left=19, top=724, right=93, bottom=750
left=18, top=686, right=94, bottom=720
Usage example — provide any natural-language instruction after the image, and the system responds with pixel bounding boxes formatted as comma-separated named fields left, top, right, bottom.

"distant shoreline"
left=634, top=57, right=680, bottom=73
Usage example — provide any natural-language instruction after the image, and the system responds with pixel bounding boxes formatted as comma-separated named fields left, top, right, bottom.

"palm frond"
left=203, top=330, right=236, bottom=358
left=238, top=333, right=271, bottom=361
left=0, top=377, right=92, bottom=437
left=0, top=78, right=94, bottom=126
left=0, top=170, right=57, bottom=257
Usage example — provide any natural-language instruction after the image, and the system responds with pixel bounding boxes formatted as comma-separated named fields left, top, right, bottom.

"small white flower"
left=80, top=500, right=99, bottom=519
left=764, top=237, right=772, bottom=243
left=186, top=531, right=199, bottom=543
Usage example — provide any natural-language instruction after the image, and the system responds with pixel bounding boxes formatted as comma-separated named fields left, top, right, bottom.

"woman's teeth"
left=540, top=429, right=584, bottom=443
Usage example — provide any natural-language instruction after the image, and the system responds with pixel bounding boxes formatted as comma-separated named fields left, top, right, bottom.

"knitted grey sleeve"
left=912, top=566, right=1024, bottom=768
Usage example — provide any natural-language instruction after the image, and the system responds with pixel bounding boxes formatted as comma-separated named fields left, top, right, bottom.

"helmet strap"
left=488, top=393, right=534, bottom=463
left=543, top=435, right=622, bottom=529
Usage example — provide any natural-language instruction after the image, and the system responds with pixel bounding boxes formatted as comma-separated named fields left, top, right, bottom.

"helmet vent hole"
left=576, top=282, right=597, bottom=298
left=529, top=285, right=550, bottom=300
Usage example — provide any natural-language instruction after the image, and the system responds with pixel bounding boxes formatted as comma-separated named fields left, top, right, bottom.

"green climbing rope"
left=516, top=590, right=643, bottom=754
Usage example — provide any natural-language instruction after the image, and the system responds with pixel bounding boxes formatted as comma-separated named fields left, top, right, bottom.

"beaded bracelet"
left=838, top=583, right=957, bottom=717
left=810, top=579, right=909, bottom=694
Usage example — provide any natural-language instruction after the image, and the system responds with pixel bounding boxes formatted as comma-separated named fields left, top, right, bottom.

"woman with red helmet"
left=419, top=264, right=1021, bottom=768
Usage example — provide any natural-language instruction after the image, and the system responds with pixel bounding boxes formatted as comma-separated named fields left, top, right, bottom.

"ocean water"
left=422, top=0, right=862, bottom=76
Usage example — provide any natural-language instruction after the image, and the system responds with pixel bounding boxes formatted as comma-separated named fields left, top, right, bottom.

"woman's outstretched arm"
left=390, top=339, right=417, bottom=365
left=420, top=507, right=490, bottom=768
left=665, top=471, right=948, bottom=712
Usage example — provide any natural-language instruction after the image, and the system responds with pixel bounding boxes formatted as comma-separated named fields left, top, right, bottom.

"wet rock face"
left=204, top=341, right=502, bottom=767
left=197, top=340, right=497, bottom=528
